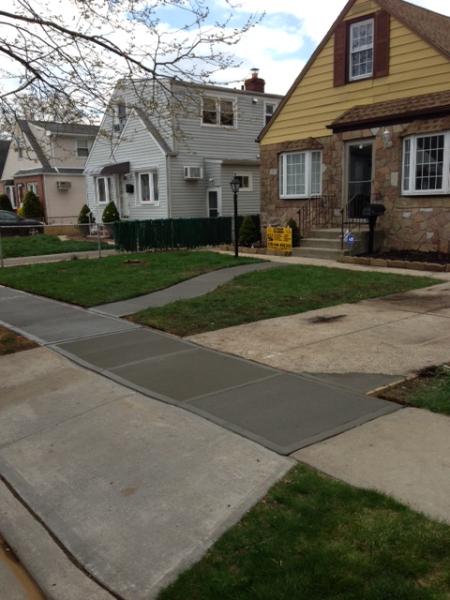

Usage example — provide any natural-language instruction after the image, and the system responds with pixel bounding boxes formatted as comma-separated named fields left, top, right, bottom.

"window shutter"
left=374, top=11, right=390, bottom=78
left=333, top=22, right=347, bottom=87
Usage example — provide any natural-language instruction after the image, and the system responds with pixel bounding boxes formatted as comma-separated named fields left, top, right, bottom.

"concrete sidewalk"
left=2, top=248, right=118, bottom=268
left=0, top=347, right=292, bottom=599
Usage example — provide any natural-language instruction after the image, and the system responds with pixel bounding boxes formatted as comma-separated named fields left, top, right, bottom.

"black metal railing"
left=297, top=195, right=340, bottom=240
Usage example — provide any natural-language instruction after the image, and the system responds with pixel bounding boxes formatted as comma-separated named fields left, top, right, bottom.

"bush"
left=286, top=218, right=300, bottom=247
left=78, top=204, right=94, bottom=224
left=239, top=215, right=260, bottom=247
left=22, top=190, right=43, bottom=219
left=102, top=201, right=120, bottom=224
left=0, top=193, right=13, bottom=211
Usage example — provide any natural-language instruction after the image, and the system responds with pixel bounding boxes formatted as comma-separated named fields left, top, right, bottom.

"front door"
left=346, top=141, right=373, bottom=218
left=207, top=188, right=221, bottom=217
left=118, top=175, right=130, bottom=218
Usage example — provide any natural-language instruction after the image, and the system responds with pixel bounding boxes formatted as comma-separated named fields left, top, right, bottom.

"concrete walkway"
left=93, top=261, right=276, bottom=317
left=0, top=347, right=291, bottom=599
left=2, top=248, right=118, bottom=268
left=0, top=285, right=397, bottom=455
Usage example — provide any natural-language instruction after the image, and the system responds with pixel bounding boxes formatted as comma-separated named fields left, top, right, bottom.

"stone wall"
left=260, top=115, right=450, bottom=253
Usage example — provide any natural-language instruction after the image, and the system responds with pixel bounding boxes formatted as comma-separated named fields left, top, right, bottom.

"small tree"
left=102, top=201, right=120, bottom=223
left=239, top=215, right=260, bottom=247
left=78, top=203, right=94, bottom=237
left=286, top=218, right=300, bottom=247
left=22, top=190, right=43, bottom=219
left=0, top=193, right=13, bottom=211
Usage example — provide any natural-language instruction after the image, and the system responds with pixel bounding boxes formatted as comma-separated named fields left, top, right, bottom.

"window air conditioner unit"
left=57, top=180, right=71, bottom=191
left=184, top=166, right=203, bottom=180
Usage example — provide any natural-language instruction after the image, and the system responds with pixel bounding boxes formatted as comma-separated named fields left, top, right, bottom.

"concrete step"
left=301, top=237, right=343, bottom=250
left=292, top=247, right=344, bottom=261
left=307, top=228, right=342, bottom=240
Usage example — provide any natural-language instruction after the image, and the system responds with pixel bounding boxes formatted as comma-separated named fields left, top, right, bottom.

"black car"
left=0, top=210, right=44, bottom=236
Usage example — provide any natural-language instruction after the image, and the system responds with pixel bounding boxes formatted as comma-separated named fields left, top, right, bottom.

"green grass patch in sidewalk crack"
left=0, top=251, right=260, bottom=306
left=132, top=265, right=437, bottom=336
left=159, top=464, right=450, bottom=600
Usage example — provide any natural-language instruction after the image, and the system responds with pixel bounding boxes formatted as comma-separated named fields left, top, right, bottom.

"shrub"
left=22, top=190, right=43, bottom=219
left=0, top=193, right=13, bottom=211
left=286, top=218, right=300, bottom=247
left=78, top=204, right=94, bottom=224
left=239, top=215, right=260, bottom=247
left=102, top=201, right=120, bottom=224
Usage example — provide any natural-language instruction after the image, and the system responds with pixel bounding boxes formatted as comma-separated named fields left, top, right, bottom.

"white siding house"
left=85, top=74, right=282, bottom=221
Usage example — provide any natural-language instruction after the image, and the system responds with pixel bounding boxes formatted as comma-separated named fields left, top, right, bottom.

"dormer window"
left=349, top=19, right=374, bottom=81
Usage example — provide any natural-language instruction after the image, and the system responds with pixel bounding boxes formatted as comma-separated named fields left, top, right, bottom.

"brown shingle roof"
left=329, top=90, right=450, bottom=131
left=377, top=0, right=450, bottom=59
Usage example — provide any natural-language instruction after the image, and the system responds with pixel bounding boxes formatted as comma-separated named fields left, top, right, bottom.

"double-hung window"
left=138, top=171, right=159, bottom=204
left=76, top=138, right=91, bottom=157
left=234, top=173, right=252, bottom=191
left=202, top=96, right=235, bottom=127
left=349, top=19, right=374, bottom=81
left=26, top=182, right=38, bottom=195
left=264, top=103, right=276, bottom=126
left=97, top=176, right=111, bottom=204
left=280, top=151, right=322, bottom=199
left=402, top=132, right=450, bottom=194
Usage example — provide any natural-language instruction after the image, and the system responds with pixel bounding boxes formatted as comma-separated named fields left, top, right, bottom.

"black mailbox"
left=362, top=203, right=386, bottom=218
left=125, top=184, right=134, bottom=194
left=362, top=203, right=385, bottom=254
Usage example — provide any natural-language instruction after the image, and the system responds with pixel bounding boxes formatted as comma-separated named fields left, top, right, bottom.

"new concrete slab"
left=0, top=358, right=292, bottom=599
left=93, top=261, right=275, bottom=316
left=0, top=291, right=137, bottom=344
left=109, top=347, right=276, bottom=402
left=294, top=407, right=450, bottom=524
left=186, top=373, right=399, bottom=454
left=57, top=328, right=188, bottom=370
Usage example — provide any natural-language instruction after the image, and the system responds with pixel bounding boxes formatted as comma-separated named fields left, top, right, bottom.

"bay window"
left=280, top=150, right=322, bottom=198
left=402, top=133, right=450, bottom=194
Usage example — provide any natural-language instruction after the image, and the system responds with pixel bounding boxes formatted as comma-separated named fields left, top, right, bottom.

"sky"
left=201, top=0, right=450, bottom=95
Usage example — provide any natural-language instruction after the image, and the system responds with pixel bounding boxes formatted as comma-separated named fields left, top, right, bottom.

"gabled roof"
left=17, top=120, right=51, bottom=169
left=258, top=0, right=450, bottom=142
left=134, top=107, right=175, bottom=156
left=329, top=89, right=450, bottom=131
left=0, top=140, right=10, bottom=178
left=29, top=121, right=99, bottom=136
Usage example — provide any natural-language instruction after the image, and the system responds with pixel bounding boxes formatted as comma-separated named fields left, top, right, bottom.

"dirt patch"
left=377, top=364, right=450, bottom=409
left=0, top=535, right=44, bottom=599
left=123, top=259, right=144, bottom=265
left=367, top=250, right=450, bottom=265
left=309, top=314, right=347, bottom=324
left=0, top=326, right=37, bottom=355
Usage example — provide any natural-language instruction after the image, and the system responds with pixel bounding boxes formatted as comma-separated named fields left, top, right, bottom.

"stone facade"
left=261, top=115, right=450, bottom=253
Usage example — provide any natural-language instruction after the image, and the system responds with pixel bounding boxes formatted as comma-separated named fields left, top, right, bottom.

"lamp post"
left=230, top=176, right=241, bottom=258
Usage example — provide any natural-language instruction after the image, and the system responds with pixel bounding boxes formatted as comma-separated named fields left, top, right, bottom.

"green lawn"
left=132, top=265, right=437, bottom=336
left=0, top=251, right=259, bottom=306
left=159, top=465, right=450, bottom=600
left=1, top=234, right=110, bottom=258
left=380, top=365, right=450, bottom=416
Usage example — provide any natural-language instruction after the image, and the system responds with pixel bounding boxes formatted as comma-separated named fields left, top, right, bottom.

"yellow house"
left=258, top=0, right=450, bottom=256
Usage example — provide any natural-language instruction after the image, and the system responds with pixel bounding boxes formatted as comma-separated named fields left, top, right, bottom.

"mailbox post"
left=230, top=176, right=241, bottom=258
left=362, top=203, right=386, bottom=254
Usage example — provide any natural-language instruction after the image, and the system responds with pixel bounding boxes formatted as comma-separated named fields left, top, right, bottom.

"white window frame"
left=137, top=171, right=159, bottom=205
left=206, top=188, right=222, bottom=218
left=349, top=18, right=374, bottom=82
left=264, top=102, right=277, bottom=126
left=402, top=132, right=450, bottom=195
left=26, top=182, right=38, bottom=195
left=96, top=176, right=111, bottom=204
left=5, top=185, right=17, bottom=209
left=76, top=137, right=91, bottom=158
left=279, top=150, right=322, bottom=199
left=201, top=96, right=237, bottom=128
left=234, top=172, right=253, bottom=192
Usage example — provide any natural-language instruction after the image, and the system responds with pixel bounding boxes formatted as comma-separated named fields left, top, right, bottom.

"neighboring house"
left=1, top=120, right=99, bottom=223
left=258, top=0, right=450, bottom=255
left=84, top=71, right=282, bottom=222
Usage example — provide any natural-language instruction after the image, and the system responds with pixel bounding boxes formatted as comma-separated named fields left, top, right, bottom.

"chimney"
left=244, top=68, right=265, bottom=93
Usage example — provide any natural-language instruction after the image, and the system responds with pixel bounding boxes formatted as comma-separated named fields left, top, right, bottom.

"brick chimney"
left=244, top=68, right=265, bottom=93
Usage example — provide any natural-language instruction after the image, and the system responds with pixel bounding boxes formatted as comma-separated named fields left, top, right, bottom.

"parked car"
left=0, top=210, right=44, bottom=236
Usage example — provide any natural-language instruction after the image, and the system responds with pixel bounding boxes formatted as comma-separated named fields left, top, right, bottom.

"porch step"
left=307, top=228, right=342, bottom=240
left=301, top=237, right=342, bottom=250
left=292, top=247, right=344, bottom=261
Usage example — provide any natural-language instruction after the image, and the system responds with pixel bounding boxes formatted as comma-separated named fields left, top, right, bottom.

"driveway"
left=190, top=281, right=450, bottom=377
